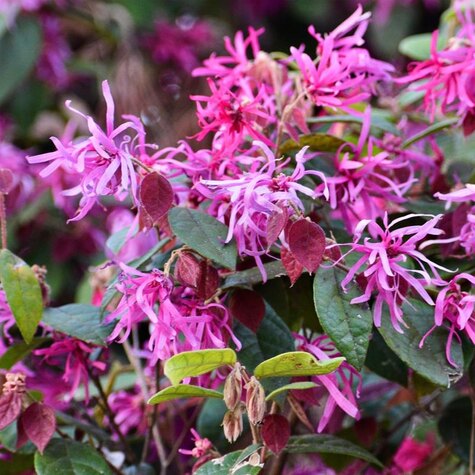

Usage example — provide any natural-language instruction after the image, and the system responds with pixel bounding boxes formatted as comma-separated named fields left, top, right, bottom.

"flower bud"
left=223, top=363, right=242, bottom=410
left=2, top=373, right=26, bottom=394
left=222, top=406, right=243, bottom=443
left=245, top=376, right=266, bottom=425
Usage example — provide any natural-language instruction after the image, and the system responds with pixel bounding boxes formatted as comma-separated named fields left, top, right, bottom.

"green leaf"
left=378, top=299, right=463, bottom=387
left=313, top=267, right=372, bottom=370
left=254, top=351, right=345, bottom=379
left=265, top=382, right=318, bottom=401
left=105, top=227, right=130, bottom=255
left=148, top=384, right=223, bottom=404
left=42, top=305, right=114, bottom=346
left=164, top=349, right=237, bottom=386
left=194, top=449, right=262, bottom=475
left=0, top=17, right=43, bottom=105
left=402, top=118, right=458, bottom=148
left=398, top=32, right=445, bottom=60
left=0, top=249, right=43, bottom=344
left=0, top=337, right=49, bottom=370
left=168, top=208, right=237, bottom=269
left=34, top=438, right=112, bottom=474
left=438, top=396, right=473, bottom=464
left=222, top=261, right=286, bottom=290
left=279, top=133, right=346, bottom=155
left=306, top=113, right=399, bottom=135
left=285, top=434, right=383, bottom=467
left=365, top=331, right=408, bottom=386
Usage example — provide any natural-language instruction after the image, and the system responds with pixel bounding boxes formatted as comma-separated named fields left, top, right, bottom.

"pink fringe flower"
left=339, top=213, right=451, bottom=332
left=27, top=81, right=146, bottom=221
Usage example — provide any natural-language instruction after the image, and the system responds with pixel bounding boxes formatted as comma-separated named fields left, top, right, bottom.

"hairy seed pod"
left=223, top=363, right=243, bottom=410
left=245, top=376, right=266, bottom=425
left=222, top=406, right=244, bottom=443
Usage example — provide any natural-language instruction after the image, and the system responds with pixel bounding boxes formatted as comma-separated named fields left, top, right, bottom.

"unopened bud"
left=222, top=406, right=243, bottom=443
left=245, top=376, right=266, bottom=425
left=223, top=363, right=242, bottom=411
left=2, top=373, right=26, bottom=394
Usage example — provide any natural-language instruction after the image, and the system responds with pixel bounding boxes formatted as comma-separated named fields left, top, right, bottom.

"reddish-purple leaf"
left=0, top=169, right=14, bottom=194
left=20, top=403, right=56, bottom=454
left=16, top=416, right=28, bottom=450
left=175, top=252, right=201, bottom=288
left=229, top=289, right=265, bottom=333
left=196, top=261, right=219, bottom=300
left=281, top=247, right=303, bottom=286
left=0, top=392, right=22, bottom=431
left=323, top=238, right=342, bottom=262
left=266, top=205, right=288, bottom=248
left=139, top=173, right=174, bottom=226
left=463, top=110, right=475, bottom=136
left=288, top=219, right=326, bottom=273
left=261, top=414, right=290, bottom=454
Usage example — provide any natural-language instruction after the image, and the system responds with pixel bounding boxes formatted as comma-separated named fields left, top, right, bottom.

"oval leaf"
left=288, top=219, right=325, bottom=273
left=195, top=449, right=262, bottom=475
left=229, top=289, right=265, bottom=333
left=313, top=266, right=372, bottom=371
left=266, top=205, right=288, bottom=248
left=262, top=414, right=290, bottom=454
left=34, top=438, right=112, bottom=475
left=42, top=304, right=114, bottom=346
left=265, top=381, right=318, bottom=401
left=0, top=392, right=22, bottom=431
left=279, top=133, right=346, bottom=155
left=0, top=17, right=43, bottom=105
left=281, top=247, right=304, bottom=286
left=378, top=299, right=463, bottom=387
left=19, top=403, right=55, bottom=454
left=254, top=351, right=345, bottom=379
left=139, top=173, right=174, bottom=225
left=148, top=384, right=223, bottom=404
left=0, top=249, right=43, bottom=344
left=168, top=207, right=237, bottom=270
left=285, top=434, right=383, bottom=467
left=164, top=349, right=237, bottom=386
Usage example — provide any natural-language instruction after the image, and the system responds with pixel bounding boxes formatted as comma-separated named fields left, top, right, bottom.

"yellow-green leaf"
left=265, top=381, right=318, bottom=401
left=254, top=351, right=344, bottom=380
left=0, top=249, right=43, bottom=343
left=279, top=133, right=345, bottom=155
left=165, top=349, right=237, bottom=386
left=148, top=384, right=223, bottom=404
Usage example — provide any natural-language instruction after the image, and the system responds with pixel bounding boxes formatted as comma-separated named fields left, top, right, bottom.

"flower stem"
left=0, top=193, right=7, bottom=249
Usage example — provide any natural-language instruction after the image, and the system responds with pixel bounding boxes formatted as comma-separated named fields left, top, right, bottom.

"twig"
left=0, top=193, right=7, bottom=249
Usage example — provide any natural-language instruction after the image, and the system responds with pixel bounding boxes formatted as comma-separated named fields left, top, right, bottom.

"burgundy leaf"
left=139, top=173, right=174, bottom=226
left=288, top=219, right=326, bottom=273
left=463, top=112, right=475, bottom=136
left=229, top=289, right=265, bottom=333
left=16, top=416, right=28, bottom=450
left=266, top=205, right=288, bottom=248
left=281, top=247, right=303, bottom=286
left=196, top=261, right=219, bottom=300
left=0, top=168, right=14, bottom=194
left=354, top=417, right=378, bottom=447
left=175, top=252, right=201, bottom=288
left=261, top=414, right=290, bottom=454
left=20, top=403, right=56, bottom=454
left=0, top=392, right=22, bottom=431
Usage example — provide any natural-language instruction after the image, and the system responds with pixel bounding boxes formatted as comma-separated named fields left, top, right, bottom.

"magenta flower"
left=0, top=290, right=15, bottom=342
left=392, top=436, right=434, bottom=472
left=340, top=213, right=451, bottom=332
left=27, top=81, right=146, bottom=221
left=106, top=264, right=239, bottom=363
left=420, top=273, right=475, bottom=366
left=34, top=337, right=107, bottom=401
left=436, top=183, right=475, bottom=206
left=326, top=108, right=414, bottom=231
left=291, top=6, right=393, bottom=110
left=195, top=140, right=328, bottom=278
left=191, top=78, right=276, bottom=152
left=295, top=334, right=361, bottom=433
left=179, top=428, right=213, bottom=458
left=108, top=387, right=147, bottom=436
